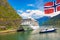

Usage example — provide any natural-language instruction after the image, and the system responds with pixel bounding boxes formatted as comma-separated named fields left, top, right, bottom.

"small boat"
left=39, top=28, right=56, bottom=33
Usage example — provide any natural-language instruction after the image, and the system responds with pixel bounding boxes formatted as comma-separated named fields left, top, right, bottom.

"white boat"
left=39, top=28, right=56, bottom=33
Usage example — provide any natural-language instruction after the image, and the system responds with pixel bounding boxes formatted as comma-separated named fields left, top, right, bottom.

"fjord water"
left=0, top=27, right=60, bottom=40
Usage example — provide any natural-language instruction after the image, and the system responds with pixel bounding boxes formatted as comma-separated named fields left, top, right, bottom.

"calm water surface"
left=0, top=27, right=60, bottom=40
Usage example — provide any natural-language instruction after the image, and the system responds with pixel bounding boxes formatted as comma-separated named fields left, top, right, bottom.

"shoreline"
left=0, top=29, right=17, bottom=34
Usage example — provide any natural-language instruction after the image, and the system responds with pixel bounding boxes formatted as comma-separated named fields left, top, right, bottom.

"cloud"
left=27, top=4, right=34, bottom=7
left=17, top=10, right=60, bottom=19
left=19, top=10, right=44, bottom=19
left=17, top=10, right=23, bottom=14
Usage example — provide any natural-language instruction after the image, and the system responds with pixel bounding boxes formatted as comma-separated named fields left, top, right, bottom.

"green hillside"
left=0, top=0, right=22, bottom=30
left=43, top=14, right=60, bottom=26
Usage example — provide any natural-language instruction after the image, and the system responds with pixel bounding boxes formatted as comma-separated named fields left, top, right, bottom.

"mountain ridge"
left=43, top=13, right=60, bottom=26
left=36, top=16, right=50, bottom=26
left=0, top=0, right=22, bottom=29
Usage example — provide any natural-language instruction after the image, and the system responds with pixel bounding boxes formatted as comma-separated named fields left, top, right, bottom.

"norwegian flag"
left=56, top=0, right=60, bottom=4
left=56, top=0, right=60, bottom=11
left=44, top=0, right=60, bottom=14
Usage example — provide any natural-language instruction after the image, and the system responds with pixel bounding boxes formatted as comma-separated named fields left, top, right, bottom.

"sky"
left=8, top=0, right=56, bottom=11
left=8, top=0, right=59, bottom=19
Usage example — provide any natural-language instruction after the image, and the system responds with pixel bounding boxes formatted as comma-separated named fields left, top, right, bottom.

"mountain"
left=0, top=0, right=22, bottom=29
left=36, top=16, right=50, bottom=26
left=43, top=14, right=60, bottom=26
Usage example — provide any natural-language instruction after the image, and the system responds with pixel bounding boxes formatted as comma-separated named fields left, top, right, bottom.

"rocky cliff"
left=0, top=0, right=22, bottom=29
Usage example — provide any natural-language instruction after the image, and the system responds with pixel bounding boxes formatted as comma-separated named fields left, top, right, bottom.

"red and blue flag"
left=44, top=0, right=60, bottom=14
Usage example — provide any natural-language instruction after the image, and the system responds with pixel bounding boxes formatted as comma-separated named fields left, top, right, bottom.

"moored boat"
left=39, top=28, right=56, bottom=33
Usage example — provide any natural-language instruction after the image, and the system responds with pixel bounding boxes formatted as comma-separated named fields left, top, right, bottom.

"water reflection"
left=28, top=28, right=60, bottom=40
left=17, top=31, right=31, bottom=40
left=0, top=28, right=60, bottom=40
